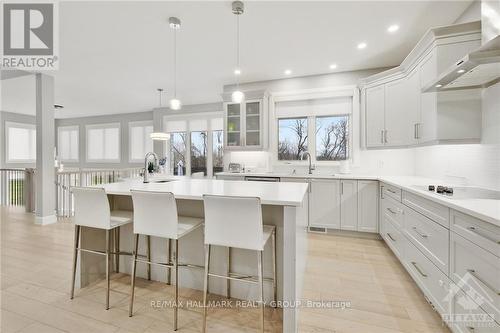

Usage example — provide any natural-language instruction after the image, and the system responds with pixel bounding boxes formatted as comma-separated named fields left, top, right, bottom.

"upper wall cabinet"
left=361, top=21, right=483, bottom=148
left=222, top=90, right=269, bottom=150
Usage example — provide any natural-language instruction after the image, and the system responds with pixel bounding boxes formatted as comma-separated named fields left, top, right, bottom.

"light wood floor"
left=0, top=206, right=449, bottom=333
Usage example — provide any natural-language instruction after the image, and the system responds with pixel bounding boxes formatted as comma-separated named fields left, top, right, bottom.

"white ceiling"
left=1, top=1, right=473, bottom=118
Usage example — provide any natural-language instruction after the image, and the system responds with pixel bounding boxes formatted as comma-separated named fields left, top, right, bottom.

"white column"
left=35, top=73, right=56, bottom=225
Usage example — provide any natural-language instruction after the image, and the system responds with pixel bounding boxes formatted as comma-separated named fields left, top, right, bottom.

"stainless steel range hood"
left=423, top=0, right=500, bottom=93
left=422, top=36, right=500, bottom=92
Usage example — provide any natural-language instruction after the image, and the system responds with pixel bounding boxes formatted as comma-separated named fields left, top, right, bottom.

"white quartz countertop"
left=217, top=172, right=500, bottom=227
left=98, top=178, right=308, bottom=207
left=378, top=176, right=500, bottom=227
left=216, top=171, right=378, bottom=180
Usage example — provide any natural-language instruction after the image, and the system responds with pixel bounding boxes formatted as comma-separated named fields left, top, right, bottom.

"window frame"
left=57, top=125, right=80, bottom=163
left=85, top=122, right=121, bottom=163
left=128, top=120, right=154, bottom=163
left=163, top=112, right=223, bottom=177
left=5, top=121, right=36, bottom=164
left=270, top=86, right=358, bottom=166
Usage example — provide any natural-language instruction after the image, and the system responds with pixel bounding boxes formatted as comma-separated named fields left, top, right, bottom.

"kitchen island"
left=76, top=177, right=309, bottom=332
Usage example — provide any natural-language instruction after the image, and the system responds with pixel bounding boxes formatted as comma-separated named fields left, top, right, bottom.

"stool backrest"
left=130, top=190, right=179, bottom=239
left=203, top=195, right=264, bottom=251
left=72, top=187, right=111, bottom=229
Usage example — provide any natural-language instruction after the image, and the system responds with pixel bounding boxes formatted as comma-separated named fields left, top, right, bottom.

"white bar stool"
left=70, top=187, right=135, bottom=310
left=129, top=190, right=203, bottom=331
left=201, top=195, right=277, bottom=333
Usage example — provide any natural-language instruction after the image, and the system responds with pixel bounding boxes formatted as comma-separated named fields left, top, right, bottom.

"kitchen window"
left=6, top=122, right=36, bottom=163
left=164, top=114, right=223, bottom=177
left=212, top=130, right=224, bottom=174
left=190, top=131, right=207, bottom=176
left=129, top=121, right=153, bottom=162
left=278, top=118, right=308, bottom=160
left=58, top=126, right=79, bottom=162
left=169, top=132, right=186, bottom=175
left=316, top=115, right=349, bottom=161
left=86, top=123, right=120, bottom=162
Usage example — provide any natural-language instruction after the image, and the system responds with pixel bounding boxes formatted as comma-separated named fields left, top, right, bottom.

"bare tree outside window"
left=278, top=118, right=308, bottom=160
left=212, top=130, right=224, bottom=174
left=170, top=132, right=186, bottom=175
left=316, top=116, right=349, bottom=161
left=191, top=131, right=207, bottom=175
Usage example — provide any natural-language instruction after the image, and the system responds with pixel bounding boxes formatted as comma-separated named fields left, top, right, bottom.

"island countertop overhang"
left=96, top=178, right=309, bottom=207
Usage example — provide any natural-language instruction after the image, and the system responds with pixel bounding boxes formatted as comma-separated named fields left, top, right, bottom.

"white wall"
left=223, top=68, right=417, bottom=176
left=454, top=0, right=481, bottom=24
left=414, top=82, right=500, bottom=189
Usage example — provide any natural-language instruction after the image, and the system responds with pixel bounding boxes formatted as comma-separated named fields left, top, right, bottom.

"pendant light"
left=169, top=17, right=181, bottom=110
left=231, top=1, right=244, bottom=103
left=151, top=88, right=170, bottom=141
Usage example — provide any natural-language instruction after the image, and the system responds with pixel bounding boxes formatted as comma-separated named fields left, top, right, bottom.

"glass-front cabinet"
left=224, top=97, right=266, bottom=150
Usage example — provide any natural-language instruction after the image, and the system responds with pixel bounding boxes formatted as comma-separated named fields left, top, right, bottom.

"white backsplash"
left=414, top=144, right=500, bottom=190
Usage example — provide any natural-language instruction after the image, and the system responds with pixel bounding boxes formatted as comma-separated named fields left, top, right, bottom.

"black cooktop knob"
left=428, top=185, right=435, bottom=191
left=436, top=186, right=445, bottom=193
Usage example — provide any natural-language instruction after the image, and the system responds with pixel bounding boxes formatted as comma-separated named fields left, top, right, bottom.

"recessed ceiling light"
left=357, top=42, right=367, bottom=50
left=329, top=64, right=338, bottom=70
left=387, top=24, right=399, bottom=33
left=234, top=68, right=241, bottom=75
left=457, top=69, right=465, bottom=74
left=435, top=84, right=442, bottom=88
left=284, top=69, right=292, bottom=75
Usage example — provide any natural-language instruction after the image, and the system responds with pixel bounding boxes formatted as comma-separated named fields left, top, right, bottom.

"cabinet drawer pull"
left=387, top=188, right=397, bottom=194
left=414, top=123, right=418, bottom=139
left=387, top=207, right=397, bottom=214
left=412, top=226, right=428, bottom=238
left=411, top=261, right=428, bottom=278
left=386, top=233, right=396, bottom=242
left=466, top=327, right=474, bottom=332
left=381, top=130, right=384, bottom=144
left=467, top=226, right=500, bottom=244
left=467, top=269, right=500, bottom=295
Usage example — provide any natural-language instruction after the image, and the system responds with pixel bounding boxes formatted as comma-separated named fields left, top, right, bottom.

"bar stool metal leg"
left=115, top=227, right=120, bottom=273
left=105, top=229, right=111, bottom=310
left=147, top=235, right=151, bottom=281
left=226, top=247, right=231, bottom=299
left=70, top=225, right=80, bottom=299
left=258, top=250, right=264, bottom=333
left=202, top=244, right=211, bottom=333
left=272, top=228, right=277, bottom=305
left=129, top=234, right=139, bottom=317
left=173, top=239, right=179, bottom=331
left=167, top=238, right=171, bottom=285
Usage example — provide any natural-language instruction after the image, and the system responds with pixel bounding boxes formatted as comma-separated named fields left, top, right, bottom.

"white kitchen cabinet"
left=309, top=179, right=341, bottom=229
left=223, top=90, right=269, bottom=151
left=357, top=181, right=378, bottom=233
left=340, top=180, right=358, bottom=231
left=224, top=99, right=264, bottom=150
left=362, top=22, right=482, bottom=148
left=365, top=85, right=385, bottom=147
left=384, top=78, right=410, bottom=147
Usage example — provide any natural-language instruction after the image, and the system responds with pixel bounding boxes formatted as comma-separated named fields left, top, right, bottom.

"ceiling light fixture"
left=329, top=64, right=338, bottom=70
left=169, top=17, right=182, bottom=110
left=357, top=42, right=367, bottom=50
left=387, top=24, right=399, bottom=33
left=284, top=69, right=292, bottom=75
left=435, top=84, right=442, bottom=88
left=231, top=1, right=245, bottom=103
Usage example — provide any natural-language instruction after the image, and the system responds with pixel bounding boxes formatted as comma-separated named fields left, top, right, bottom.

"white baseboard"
left=35, top=214, right=57, bottom=225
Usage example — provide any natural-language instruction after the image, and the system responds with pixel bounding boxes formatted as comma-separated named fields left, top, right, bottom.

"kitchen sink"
left=412, top=185, right=500, bottom=200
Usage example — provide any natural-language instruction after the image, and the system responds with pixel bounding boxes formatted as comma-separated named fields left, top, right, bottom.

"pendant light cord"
left=173, top=28, right=177, bottom=98
left=236, top=13, right=240, bottom=89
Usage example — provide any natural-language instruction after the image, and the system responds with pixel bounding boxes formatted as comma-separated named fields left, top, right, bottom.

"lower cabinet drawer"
left=381, top=183, right=402, bottom=202
left=450, top=289, right=500, bottom=333
left=405, top=240, right=450, bottom=315
left=404, top=207, right=449, bottom=275
left=381, top=195, right=404, bottom=230
left=450, top=232, right=500, bottom=319
left=382, top=216, right=405, bottom=260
